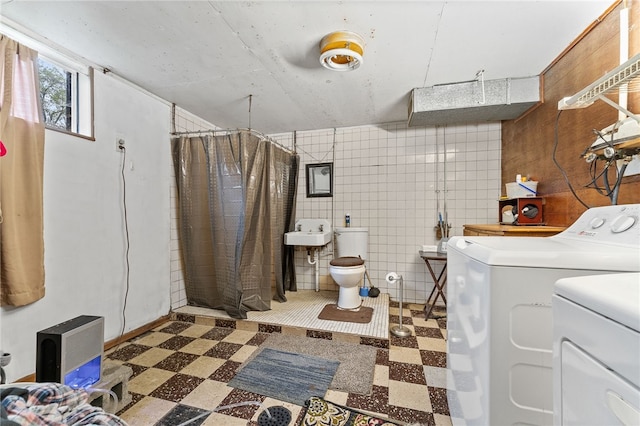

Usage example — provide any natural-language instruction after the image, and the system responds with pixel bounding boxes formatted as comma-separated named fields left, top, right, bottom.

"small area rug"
left=300, top=396, right=400, bottom=426
left=318, top=304, right=373, bottom=323
left=242, top=333, right=377, bottom=395
left=228, top=348, right=339, bottom=406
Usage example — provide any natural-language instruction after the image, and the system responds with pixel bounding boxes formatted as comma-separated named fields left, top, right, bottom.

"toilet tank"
left=334, top=227, right=368, bottom=260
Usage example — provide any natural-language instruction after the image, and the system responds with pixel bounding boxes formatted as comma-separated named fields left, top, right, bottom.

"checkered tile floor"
left=107, top=301, right=450, bottom=425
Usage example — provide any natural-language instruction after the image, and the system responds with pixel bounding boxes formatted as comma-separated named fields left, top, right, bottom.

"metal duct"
left=408, top=76, right=540, bottom=126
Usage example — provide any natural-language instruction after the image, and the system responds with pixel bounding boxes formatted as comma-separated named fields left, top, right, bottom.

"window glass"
left=1, top=27, right=94, bottom=139
left=36, top=56, right=92, bottom=138
left=38, top=57, right=71, bottom=131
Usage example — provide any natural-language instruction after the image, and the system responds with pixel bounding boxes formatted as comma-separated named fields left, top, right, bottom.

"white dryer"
left=553, top=272, right=640, bottom=426
left=446, top=204, right=640, bottom=426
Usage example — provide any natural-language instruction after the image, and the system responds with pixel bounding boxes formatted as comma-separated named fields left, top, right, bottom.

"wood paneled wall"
left=502, top=1, right=639, bottom=226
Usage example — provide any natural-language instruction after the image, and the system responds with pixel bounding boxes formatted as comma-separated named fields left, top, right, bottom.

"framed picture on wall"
left=306, top=162, right=333, bottom=197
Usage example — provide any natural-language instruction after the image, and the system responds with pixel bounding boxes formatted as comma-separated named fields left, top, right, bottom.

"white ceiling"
left=0, top=1, right=614, bottom=134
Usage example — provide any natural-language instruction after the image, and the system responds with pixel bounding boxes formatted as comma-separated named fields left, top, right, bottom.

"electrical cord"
left=587, top=158, right=616, bottom=196
left=584, top=121, right=630, bottom=205
left=552, top=110, right=590, bottom=209
left=117, top=147, right=131, bottom=348
left=608, top=162, right=628, bottom=205
left=586, top=125, right=617, bottom=196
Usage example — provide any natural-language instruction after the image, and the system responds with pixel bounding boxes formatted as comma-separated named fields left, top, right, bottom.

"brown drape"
left=172, top=131, right=298, bottom=319
left=0, top=35, right=46, bottom=306
left=270, top=143, right=299, bottom=302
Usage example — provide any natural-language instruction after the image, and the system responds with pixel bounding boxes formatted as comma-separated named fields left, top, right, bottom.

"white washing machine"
left=446, top=204, right=640, bottom=426
left=553, top=272, right=640, bottom=426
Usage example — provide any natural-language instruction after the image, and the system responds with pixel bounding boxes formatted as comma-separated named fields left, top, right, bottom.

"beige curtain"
left=0, top=35, right=46, bottom=306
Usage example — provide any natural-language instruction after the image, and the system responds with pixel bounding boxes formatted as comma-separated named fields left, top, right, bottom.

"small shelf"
left=463, top=224, right=565, bottom=237
left=499, top=197, right=544, bottom=225
left=558, top=52, right=640, bottom=112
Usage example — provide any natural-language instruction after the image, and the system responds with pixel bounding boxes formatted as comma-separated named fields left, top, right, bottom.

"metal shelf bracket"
left=558, top=52, right=640, bottom=123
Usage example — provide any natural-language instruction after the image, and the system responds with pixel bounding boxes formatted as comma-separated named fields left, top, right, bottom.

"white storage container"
left=506, top=181, right=538, bottom=198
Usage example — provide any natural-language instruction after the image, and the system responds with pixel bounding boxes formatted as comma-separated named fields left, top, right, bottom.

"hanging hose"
left=85, top=387, right=119, bottom=411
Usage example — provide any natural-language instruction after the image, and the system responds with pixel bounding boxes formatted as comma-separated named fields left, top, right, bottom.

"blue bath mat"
left=228, top=347, right=339, bottom=406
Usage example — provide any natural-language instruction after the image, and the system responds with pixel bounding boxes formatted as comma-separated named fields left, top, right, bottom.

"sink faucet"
left=296, top=224, right=302, bottom=231
left=319, top=224, right=324, bottom=232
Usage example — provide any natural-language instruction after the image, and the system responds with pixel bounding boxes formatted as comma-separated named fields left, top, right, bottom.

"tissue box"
left=506, top=181, right=538, bottom=198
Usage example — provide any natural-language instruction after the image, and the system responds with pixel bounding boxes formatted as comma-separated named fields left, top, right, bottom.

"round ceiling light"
left=319, top=31, right=365, bottom=72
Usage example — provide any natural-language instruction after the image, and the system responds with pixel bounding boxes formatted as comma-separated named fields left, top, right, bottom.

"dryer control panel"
left=554, top=204, right=640, bottom=247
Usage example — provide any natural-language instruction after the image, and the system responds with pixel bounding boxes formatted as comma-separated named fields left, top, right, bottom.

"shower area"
left=171, top=130, right=299, bottom=319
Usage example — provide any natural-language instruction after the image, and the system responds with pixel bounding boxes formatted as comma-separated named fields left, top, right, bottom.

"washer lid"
left=449, top=204, right=640, bottom=269
left=555, top=273, right=640, bottom=332
left=448, top=236, right=640, bottom=271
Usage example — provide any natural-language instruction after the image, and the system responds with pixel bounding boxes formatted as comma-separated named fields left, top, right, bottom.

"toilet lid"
left=330, top=256, right=365, bottom=267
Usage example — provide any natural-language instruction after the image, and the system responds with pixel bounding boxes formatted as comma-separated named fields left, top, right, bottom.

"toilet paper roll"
left=386, top=272, right=401, bottom=284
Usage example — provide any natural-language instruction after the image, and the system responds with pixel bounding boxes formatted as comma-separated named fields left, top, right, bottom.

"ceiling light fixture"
left=319, top=30, right=365, bottom=72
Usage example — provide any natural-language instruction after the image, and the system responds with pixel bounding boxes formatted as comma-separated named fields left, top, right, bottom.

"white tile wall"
left=169, top=108, right=219, bottom=309
left=272, top=122, right=501, bottom=304
left=170, top=120, right=501, bottom=308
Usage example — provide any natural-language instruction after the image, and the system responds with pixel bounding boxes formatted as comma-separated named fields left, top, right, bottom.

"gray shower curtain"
left=172, top=130, right=299, bottom=319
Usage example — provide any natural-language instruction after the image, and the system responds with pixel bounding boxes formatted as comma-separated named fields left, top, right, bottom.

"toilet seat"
left=330, top=256, right=365, bottom=267
left=329, top=256, right=366, bottom=309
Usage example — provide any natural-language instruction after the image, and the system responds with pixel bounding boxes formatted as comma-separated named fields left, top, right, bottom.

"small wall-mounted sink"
left=285, top=219, right=332, bottom=247
left=285, top=230, right=332, bottom=247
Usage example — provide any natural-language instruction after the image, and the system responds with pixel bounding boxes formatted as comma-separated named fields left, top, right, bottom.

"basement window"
left=37, top=56, right=93, bottom=139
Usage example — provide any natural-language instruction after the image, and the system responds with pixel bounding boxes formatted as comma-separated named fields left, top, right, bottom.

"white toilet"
left=329, top=227, right=368, bottom=310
